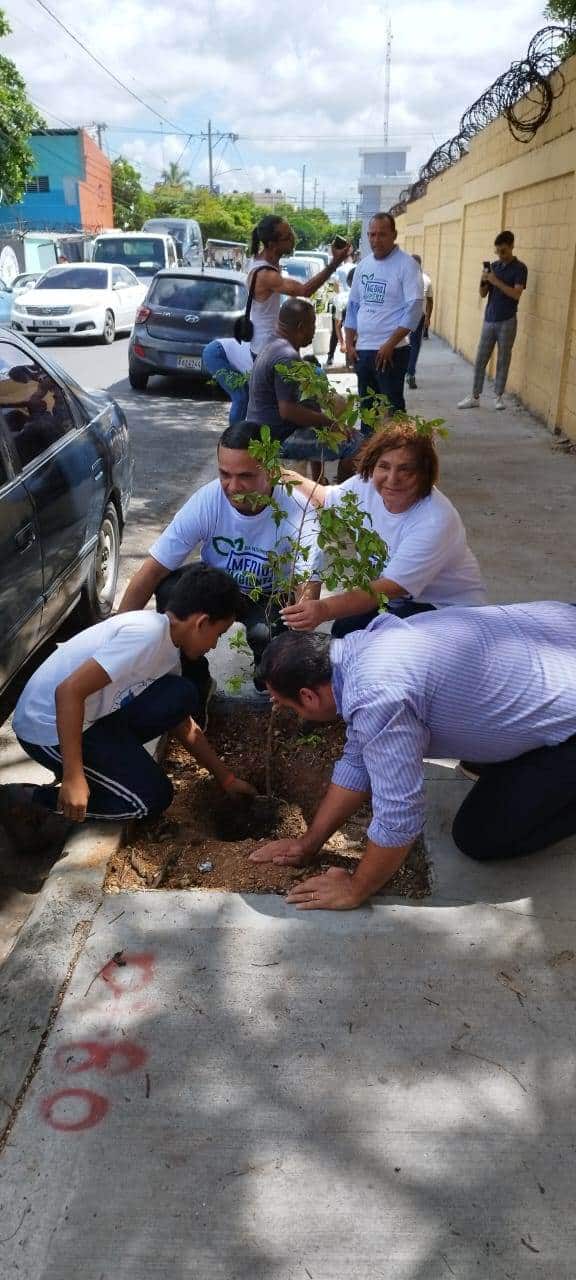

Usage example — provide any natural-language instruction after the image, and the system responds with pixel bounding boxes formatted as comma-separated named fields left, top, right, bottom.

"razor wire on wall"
left=389, top=25, right=576, bottom=217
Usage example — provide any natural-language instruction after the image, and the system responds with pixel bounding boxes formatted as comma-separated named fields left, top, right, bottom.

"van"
left=141, top=218, right=204, bottom=267
left=91, top=231, right=179, bottom=283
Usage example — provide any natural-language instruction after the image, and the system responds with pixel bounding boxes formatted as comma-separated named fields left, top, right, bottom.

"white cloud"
left=4, top=0, right=551, bottom=207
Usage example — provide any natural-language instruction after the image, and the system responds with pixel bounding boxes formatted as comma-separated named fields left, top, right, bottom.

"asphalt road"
left=35, top=332, right=230, bottom=598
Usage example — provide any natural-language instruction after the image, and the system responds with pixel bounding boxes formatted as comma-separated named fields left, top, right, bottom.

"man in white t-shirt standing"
left=345, top=213, right=424, bottom=417
left=2, top=566, right=255, bottom=873
left=117, top=421, right=320, bottom=690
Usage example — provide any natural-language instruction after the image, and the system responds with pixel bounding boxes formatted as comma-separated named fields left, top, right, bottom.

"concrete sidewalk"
left=1, top=337, right=575, bottom=1279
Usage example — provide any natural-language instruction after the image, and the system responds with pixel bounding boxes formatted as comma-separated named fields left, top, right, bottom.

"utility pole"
left=383, top=17, right=392, bottom=145
left=202, top=121, right=239, bottom=193
left=322, top=189, right=326, bottom=212
left=341, top=199, right=351, bottom=230
left=207, top=119, right=214, bottom=192
left=313, top=177, right=318, bottom=209
left=301, top=164, right=306, bottom=210
left=88, top=122, right=107, bottom=151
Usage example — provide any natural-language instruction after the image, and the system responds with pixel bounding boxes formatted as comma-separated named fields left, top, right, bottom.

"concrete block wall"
left=395, top=55, right=576, bottom=439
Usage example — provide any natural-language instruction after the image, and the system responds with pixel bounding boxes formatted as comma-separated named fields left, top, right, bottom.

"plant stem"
left=264, top=703, right=277, bottom=798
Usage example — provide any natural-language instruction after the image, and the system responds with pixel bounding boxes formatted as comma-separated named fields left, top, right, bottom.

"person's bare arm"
left=281, top=575, right=407, bottom=630
left=55, top=659, right=111, bottom=821
left=375, top=327, right=411, bottom=370
left=280, top=470, right=327, bottom=506
left=117, top=557, right=170, bottom=613
left=250, top=781, right=369, bottom=865
left=277, top=399, right=334, bottom=429
left=255, top=249, right=348, bottom=301
left=173, top=718, right=256, bottom=798
left=286, top=838, right=413, bottom=910
left=425, top=296, right=433, bottom=327
left=484, top=271, right=524, bottom=301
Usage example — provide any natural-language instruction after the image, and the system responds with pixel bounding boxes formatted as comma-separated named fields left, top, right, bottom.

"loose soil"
left=105, top=703, right=431, bottom=899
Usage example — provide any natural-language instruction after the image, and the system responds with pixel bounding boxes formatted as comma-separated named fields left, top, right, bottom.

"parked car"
left=294, top=249, right=331, bottom=268
left=141, top=218, right=203, bottom=267
left=128, top=268, right=248, bottom=391
left=11, top=273, right=41, bottom=295
left=0, top=328, right=133, bottom=695
left=11, top=263, right=146, bottom=345
left=0, top=279, right=13, bottom=329
left=91, top=231, right=179, bottom=284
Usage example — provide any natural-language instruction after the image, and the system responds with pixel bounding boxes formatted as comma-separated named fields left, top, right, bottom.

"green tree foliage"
left=111, top=157, right=153, bottom=229
left=545, top=1, right=576, bottom=54
left=159, top=161, right=190, bottom=188
left=0, top=11, right=44, bottom=204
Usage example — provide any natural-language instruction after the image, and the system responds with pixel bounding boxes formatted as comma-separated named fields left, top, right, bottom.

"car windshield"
left=93, top=238, right=166, bottom=275
left=281, top=260, right=312, bottom=280
left=36, top=268, right=108, bottom=290
left=149, top=277, right=245, bottom=311
left=144, top=221, right=185, bottom=248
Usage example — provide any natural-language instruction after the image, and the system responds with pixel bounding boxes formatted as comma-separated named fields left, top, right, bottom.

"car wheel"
left=78, top=501, right=120, bottom=624
left=129, top=365, right=149, bottom=391
left=101, top=310, right=116, bottom=345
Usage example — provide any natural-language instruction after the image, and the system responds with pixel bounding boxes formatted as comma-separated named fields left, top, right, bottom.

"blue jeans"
left=408, top=317, right=425, bottom=378
left=202, top=340, right=250, bottom=425
left=356, top=346, right=410, bottom=425
left=18, top=674, right=201, bottom=821
left=279, top=428, right=363, bottom=462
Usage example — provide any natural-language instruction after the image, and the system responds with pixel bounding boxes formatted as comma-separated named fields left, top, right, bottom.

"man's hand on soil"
left=249, top=836, right=315, bottom=866
left=286, top=867, right=363, bottom=911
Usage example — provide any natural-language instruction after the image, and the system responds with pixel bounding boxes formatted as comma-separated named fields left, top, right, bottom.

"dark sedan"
left=127, top=267, right=247, bottom=391
left=0, top=328, right=133, bottom=695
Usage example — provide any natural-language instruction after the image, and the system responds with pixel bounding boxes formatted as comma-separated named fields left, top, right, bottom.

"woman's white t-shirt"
left=323, top=476, right=486, bottom=607
left=13, top=613, right=180, bottom=747
left=149, top=479, right=320, bottom=593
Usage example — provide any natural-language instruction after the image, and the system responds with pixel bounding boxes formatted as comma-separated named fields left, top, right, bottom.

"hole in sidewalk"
left=105, top=704, right=432, bottom=898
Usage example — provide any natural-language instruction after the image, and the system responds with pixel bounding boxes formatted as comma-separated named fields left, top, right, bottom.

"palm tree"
left=160, top=161, right=190, bottom=188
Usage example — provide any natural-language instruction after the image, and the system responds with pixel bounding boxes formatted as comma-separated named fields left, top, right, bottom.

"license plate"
left=176, top=356, right=202, bottom=370
left=34, top=319, right=60, bottom=328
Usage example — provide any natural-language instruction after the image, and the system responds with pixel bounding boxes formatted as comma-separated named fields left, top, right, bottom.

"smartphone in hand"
left=333, top=235, right=349, bottom=251
left=483, top=261, right=491, bottom=271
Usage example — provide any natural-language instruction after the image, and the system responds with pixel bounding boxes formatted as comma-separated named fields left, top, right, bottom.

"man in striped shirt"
left=251, top=603, right=576, bottom=910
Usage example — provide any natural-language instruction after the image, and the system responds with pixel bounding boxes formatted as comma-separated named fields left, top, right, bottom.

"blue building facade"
left=0, top=130, right=113, bottom=232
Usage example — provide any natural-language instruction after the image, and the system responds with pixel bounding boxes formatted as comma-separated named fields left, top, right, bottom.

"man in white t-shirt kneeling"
left=117, top=421, right=320, bottom=692
left=2, top=566, right=255, bottom=872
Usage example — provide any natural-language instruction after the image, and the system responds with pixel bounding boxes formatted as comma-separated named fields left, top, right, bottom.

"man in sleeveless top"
left=247, top=214, right=351, bottom=355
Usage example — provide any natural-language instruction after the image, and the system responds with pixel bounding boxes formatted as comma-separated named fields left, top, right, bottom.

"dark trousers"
left=332, top=600, right=435, bottom=638
left=356, top=346, right=410, bottom=425
left=407, top=317, right=425, bottom=378
left=19, top=674, right=200, bottom=821
left=156, top=568, right=284, bottom=683
left=453, top=732, right=576, bottom=861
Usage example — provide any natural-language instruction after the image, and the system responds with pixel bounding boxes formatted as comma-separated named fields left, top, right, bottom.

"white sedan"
left=11, top=262, right=147, bottom=344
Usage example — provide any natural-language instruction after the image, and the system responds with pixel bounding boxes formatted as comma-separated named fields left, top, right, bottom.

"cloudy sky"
left=5, top=0, right=548, bottom=216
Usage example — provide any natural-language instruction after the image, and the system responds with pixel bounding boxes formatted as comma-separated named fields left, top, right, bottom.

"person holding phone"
left=246, top=217, right=351, bottom=356
left=458, top=230, right=528, bottom=411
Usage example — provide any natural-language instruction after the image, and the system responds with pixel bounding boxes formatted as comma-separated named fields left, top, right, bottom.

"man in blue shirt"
left=345, top=213, right=424, bottom=417
left=251, top=603, right=576, bottom=910
left=458, top=230, right=528, bottom=412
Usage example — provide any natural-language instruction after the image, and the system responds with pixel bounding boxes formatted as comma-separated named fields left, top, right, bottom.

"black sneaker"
left=253, top=674, right=267, bottom=694
left=407, top=374, right=417, bottom=390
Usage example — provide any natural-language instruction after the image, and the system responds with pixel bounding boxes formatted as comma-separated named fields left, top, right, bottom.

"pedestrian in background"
left=407, top=254, right=434, bottom=390
left=458, top=230, right=527, bottom=412
left=202, top=338, right=252, bottom=425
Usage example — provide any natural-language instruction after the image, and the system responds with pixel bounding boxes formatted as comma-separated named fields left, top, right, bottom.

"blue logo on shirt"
left=362, top=272, right=387, bottom=306
left=212, top=536, right=273, bottom=590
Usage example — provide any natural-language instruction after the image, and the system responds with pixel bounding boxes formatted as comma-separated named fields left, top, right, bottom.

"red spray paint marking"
left=41, top=1089, right=109, bottom=1132
left=99, top=951, right=155, bottom=997
left=55, top=1040, right=148, bottom=1076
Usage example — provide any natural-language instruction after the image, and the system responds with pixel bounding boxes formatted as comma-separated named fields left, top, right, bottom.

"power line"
left=29, top=0, right=185, bottom=133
